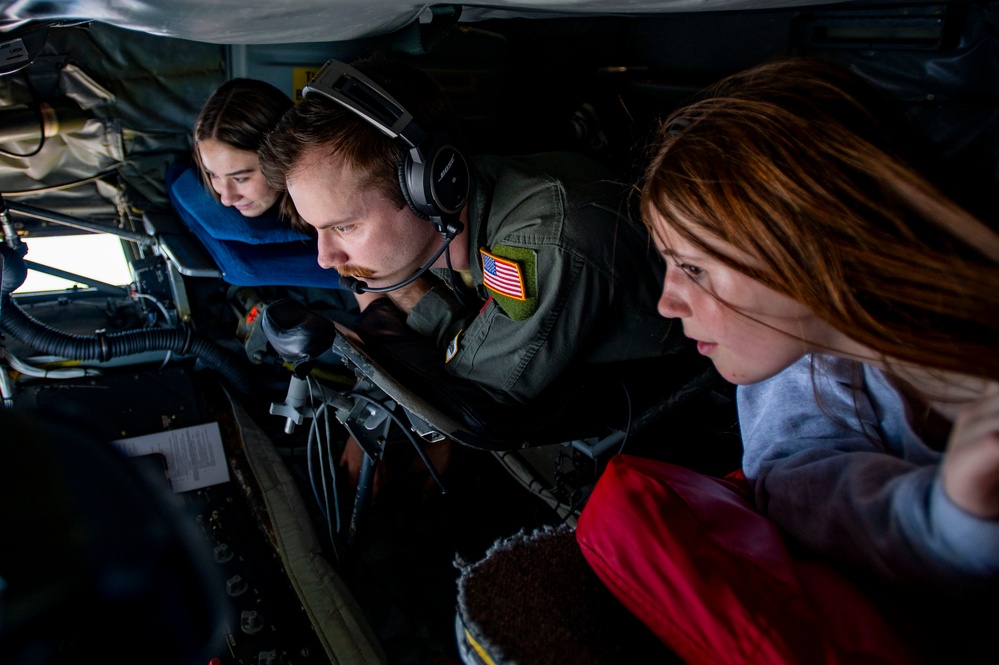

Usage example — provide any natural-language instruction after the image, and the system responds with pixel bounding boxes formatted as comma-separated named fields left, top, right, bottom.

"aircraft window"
left=14, top=234, right=131, bottom=293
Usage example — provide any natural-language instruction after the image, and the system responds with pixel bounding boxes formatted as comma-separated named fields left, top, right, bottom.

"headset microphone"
left=338, top=219, right=464, bottom=294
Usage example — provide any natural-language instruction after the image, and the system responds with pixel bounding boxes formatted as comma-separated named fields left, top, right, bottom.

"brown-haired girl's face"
left=651, top=214, right=833, bottom=385
left=198, top=138, right=280, bottom=218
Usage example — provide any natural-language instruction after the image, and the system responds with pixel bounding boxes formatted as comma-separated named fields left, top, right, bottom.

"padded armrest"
left=142, top=210, right=223, bottom=278
left=164, top=165, right=343, bottom=289
left=168, top=166, right=309, bottom=244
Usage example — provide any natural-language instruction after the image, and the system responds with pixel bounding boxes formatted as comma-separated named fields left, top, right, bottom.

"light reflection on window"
left=13, top=234, right=132, bottom=293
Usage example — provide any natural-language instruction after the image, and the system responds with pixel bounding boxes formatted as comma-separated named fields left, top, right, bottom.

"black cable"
left=305, top=389, right=342, bottom=561
left=0, top=293, right=253, bottom=396
left=442, top=243, right=467, bottom=308
left=0, top=74, right=47, bottom=159
left=348, top=390, right=448, bottom=494
left=616, top=383, right=634, bottom=456
left=1, top=168, right=124, bottom=197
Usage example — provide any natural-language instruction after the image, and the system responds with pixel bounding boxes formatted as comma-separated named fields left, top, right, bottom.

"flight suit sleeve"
left=407, top=239, right=610, bottom=406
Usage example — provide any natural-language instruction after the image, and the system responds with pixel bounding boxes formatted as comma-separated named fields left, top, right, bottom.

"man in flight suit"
left=259, top=54, right=701, bottom=490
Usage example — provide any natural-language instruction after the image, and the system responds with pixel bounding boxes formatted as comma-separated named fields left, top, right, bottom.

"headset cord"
left=443, top=243, right=467, bottom=308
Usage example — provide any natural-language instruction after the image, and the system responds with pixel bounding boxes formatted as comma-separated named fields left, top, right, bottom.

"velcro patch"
left=480, top=245, right=537, bottom=321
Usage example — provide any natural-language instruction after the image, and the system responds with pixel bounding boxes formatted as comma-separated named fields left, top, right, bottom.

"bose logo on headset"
left=302, top=58, right=470, bottom=233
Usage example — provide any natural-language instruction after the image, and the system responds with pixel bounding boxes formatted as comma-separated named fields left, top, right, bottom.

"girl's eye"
left=679, top=263, right=704, bottom=279
left=334, top=224, right=357, bottom=235
left=233, top=177, right=248, bottom=184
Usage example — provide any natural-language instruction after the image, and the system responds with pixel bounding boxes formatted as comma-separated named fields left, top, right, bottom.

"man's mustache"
left=335, top=264, right=375, bottom=279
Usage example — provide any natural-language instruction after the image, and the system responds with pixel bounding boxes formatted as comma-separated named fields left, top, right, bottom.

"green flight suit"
left=406, top=152, right=693, bottom=407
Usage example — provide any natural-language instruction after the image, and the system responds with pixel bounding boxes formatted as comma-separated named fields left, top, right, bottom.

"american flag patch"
left=481, top=249, right=526, bottom=300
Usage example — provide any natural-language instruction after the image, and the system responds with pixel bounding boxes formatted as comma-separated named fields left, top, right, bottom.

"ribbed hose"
left=1, top=294, right=252, bottom=395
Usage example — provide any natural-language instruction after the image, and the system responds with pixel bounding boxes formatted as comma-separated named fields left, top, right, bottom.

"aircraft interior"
left=1, top=1, right=997, bottom=663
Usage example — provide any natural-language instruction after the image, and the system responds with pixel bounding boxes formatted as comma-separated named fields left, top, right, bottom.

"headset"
left=303, top=59, right=470, bottom=294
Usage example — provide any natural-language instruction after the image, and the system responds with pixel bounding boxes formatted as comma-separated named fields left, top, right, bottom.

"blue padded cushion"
left=168, top=166, right=309, bottom=244
left=167, top=165, right=342, bottom=289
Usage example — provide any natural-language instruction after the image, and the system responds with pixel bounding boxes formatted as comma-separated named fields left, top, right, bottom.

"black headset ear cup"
left=401, top=137, right=470, bottom=224
left=398, top=157, right=431, bottom=221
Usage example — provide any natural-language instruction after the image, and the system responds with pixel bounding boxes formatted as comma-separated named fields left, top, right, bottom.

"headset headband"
left=302, top=58, right=470, bottom=227
left=303, top=59, right=427, bottom=149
